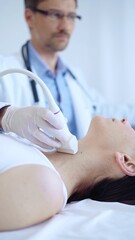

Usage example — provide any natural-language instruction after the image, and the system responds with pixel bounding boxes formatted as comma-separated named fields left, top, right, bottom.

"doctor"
left=0, top=0, right=90, bottom=139
left=1, top=0, right=135, bottom=144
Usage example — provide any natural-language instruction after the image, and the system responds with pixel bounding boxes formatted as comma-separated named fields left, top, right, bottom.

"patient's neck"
left=45, top=140, right=104, bottom=198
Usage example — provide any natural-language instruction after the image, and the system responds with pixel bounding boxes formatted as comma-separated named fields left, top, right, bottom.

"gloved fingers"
left=38, top=108, right=66, bottom=129
left=26, top=134, right=58, bottom=151
left=34, top=144, right=55, bottom=153
left=49, top=128, right=71, bottom=142
left=32, top=128, right=62, bottom=148
left=37, top=119, right=71, bottom=143
left=16, top=135, right=53, bottom=152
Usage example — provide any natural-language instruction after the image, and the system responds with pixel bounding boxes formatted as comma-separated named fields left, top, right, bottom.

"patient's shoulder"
left=0, top=164, right=65, bottom=231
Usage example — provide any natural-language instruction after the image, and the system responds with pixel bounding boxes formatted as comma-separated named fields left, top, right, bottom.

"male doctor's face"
left=25, top=0, right=77, bottom=53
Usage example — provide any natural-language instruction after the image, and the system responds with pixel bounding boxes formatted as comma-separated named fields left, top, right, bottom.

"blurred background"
left=0, top=0, right=135, bottom=104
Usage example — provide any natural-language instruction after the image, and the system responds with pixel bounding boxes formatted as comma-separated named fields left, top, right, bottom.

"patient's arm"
left=0, top=164, right=65, bottom=231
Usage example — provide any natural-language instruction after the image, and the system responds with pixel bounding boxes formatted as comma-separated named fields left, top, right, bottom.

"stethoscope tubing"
left=21, top=41, right=39, bottom=102
left=21, top=41, right=96, bottom=107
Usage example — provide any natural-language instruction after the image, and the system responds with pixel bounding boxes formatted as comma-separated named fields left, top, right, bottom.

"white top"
left=0, top=133, right=68, bottom=208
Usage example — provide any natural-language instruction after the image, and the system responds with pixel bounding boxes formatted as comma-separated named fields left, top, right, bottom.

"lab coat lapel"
left=66, top=74, right=92, bottom=139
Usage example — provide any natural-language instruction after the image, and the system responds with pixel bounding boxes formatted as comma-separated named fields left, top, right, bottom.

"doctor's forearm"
left=0, top=106, right=9, bottom=128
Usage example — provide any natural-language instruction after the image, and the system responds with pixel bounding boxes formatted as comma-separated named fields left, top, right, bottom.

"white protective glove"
left=1, top=106, right=69, bottom=151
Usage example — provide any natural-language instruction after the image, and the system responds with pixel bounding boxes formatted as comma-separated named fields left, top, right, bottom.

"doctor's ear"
left=25, top=8, right=35, bottom=27
left=115, top=152, right=135, bottom=176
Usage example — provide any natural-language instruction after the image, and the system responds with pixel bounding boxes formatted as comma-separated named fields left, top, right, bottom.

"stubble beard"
left=46, top=32, right=71, bottom=52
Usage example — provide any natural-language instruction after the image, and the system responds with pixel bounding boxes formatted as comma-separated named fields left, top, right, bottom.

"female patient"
left=0, top=116, right=135, bottom=231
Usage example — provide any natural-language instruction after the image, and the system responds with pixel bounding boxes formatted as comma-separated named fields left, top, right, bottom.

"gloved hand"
left=1, top=106, right=70, bottom=151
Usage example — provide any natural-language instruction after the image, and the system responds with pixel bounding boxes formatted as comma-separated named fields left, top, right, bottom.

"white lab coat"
left=0, top=53, right=93, bottom=139
left=1, top=52, right=135, bottom=138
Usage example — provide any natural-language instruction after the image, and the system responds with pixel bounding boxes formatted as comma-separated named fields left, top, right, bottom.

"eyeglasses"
left=31, top=8, right=82, bottom=22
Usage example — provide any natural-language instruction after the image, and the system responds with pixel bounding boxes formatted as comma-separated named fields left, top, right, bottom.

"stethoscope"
left=21, top=41, right=39, bottom=103
left=21, top=41, right=95, bottom=106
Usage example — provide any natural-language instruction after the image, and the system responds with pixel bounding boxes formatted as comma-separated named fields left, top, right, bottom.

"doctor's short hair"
left=24, top=0, right=78, bottom=8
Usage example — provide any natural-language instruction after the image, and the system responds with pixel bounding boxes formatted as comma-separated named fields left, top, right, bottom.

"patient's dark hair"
left=68, top=176, right=135, bottom=205
left=24, top=0, right=78, bottom=8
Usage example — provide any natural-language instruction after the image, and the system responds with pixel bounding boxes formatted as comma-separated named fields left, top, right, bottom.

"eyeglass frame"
left=30, top=7, right=82, bottom=21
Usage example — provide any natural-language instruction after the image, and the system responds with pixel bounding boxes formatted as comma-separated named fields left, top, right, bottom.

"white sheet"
left=0, top=199, right=135, bottom=240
